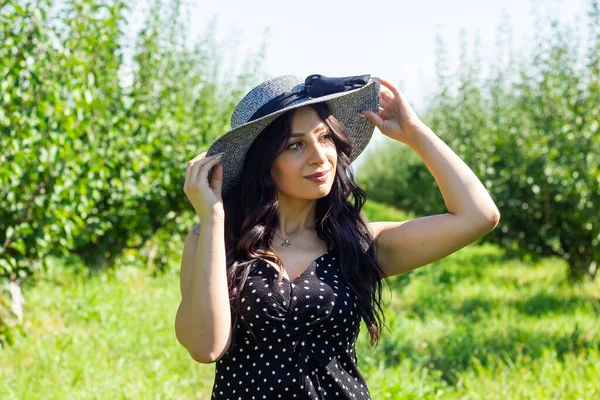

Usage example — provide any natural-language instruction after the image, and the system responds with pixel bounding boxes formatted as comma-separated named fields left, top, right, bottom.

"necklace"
left=273, top=229, right=302, bottom=247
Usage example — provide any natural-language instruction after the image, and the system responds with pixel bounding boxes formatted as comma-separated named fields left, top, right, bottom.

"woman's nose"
left=307, top=141, right=330, bottom=163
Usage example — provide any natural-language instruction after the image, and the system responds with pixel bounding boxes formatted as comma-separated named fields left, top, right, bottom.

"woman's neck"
left=275, top=197, right=317, bottom=236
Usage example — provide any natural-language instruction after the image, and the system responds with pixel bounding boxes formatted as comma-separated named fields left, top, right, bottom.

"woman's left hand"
left=360, top=77, right=427, bottom=146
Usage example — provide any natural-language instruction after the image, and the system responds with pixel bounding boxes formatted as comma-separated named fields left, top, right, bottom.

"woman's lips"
left=305, top=170, right=330, bottom=182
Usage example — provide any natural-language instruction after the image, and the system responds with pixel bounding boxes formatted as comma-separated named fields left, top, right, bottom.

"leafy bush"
left=358, top=1, right=600, bottom=279
left=0, top=0, right=264, bottom=345
left=0, top=0, right=262, bottom=277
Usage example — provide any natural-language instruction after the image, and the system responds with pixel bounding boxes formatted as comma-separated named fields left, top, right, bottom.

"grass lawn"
left=1, top=202, right=599, bottom=399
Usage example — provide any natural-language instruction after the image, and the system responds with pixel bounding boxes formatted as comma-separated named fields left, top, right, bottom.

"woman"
left=175, top=74, right=500, bottom=399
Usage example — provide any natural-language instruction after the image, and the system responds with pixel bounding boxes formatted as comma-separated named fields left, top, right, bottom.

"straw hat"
left=206, top=73, right=380, bottom=195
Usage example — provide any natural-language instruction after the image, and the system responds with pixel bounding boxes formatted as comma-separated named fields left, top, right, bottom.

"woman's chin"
left=306, top=182, right=332, bottom=197
left=278, top=180, right=333, bottom=200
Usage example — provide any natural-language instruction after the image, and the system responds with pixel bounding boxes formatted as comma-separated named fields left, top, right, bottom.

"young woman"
left=175, top=74, right=500, bottom=399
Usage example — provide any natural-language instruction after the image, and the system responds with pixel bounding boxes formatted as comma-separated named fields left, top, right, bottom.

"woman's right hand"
left=183, top=151, right=225, bottom=221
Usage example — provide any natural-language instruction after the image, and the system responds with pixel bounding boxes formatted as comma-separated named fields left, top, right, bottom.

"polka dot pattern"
left=211, top=248, right=371, bottom=399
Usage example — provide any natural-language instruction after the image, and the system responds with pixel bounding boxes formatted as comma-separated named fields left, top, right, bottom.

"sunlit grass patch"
left=1, top=211, right=598, bottom=399
left=356, top=242, right=599, bottom=398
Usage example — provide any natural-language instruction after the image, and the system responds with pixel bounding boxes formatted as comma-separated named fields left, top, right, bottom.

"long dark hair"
left=222, top=102, right=390, bottom=347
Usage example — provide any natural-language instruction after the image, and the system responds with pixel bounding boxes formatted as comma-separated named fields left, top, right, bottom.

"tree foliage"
left=358, top=1, right=600, bottom=279
left=0, top=0, right=264, bottom=345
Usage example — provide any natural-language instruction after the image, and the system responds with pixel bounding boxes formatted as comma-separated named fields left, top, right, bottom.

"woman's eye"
left=287, top=141, right=302, bottom=150
left=320, top=132, right=334, bottom=145
left=287, top=133, right=333, bottom=150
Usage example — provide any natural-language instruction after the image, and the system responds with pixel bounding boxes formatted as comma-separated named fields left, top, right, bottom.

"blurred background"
left=1, top=0, right=599, bottom=398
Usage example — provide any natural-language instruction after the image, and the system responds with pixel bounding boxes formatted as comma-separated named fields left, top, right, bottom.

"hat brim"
left=207, top=77, right=380, bottom=195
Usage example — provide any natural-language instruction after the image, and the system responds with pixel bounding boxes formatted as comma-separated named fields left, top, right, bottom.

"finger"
left=185, top=162, right=191, bottom=188
left=378, top=77, right=400, bottom=96
left=197, top=157, right=222, bottom=188
left=190, top=152, right=222, bottom=182
left=379, top=83, right=395, bottom=99
left=379, top=79, right=416, bottom=116
left=380, top=88, right=394, bottom=103
left=185, top=152, right=208, bottom=187
left=379, top=77, right=408, bottom=105
left=360, top=111, right=383, bottom=130
left=196, top=156, right=222, bottom=186
left=187, top=151, right=207, bottom=166
left=379, top=108, right=392, bottom=121
left=209, top=161, right=223, bottom=197
left=379, top=97, right=391, bottom=110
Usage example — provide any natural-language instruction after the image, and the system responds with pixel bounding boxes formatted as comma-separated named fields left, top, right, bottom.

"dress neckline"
left=262, top=247, right=334, bottom=284
left=280, top=250, right=329, bottom=283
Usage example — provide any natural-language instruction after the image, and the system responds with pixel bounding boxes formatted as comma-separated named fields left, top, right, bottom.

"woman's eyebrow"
left=290, top=127, right=329, bottom=137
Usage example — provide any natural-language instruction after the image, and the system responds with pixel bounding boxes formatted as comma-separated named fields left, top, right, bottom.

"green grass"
left=1, top=205, right=599, bottom=399
left=359, top=246, right=600, bottom=399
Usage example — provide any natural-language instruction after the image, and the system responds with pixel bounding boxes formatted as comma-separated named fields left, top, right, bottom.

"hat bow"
left=248, top=74, right=371, bottom=122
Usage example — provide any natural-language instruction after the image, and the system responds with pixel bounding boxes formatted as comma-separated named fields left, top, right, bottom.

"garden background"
left=1, top=0, right=599, bottom=398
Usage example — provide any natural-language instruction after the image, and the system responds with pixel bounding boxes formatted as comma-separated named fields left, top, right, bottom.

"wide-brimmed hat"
left=206, top=73, right=381, bottom=195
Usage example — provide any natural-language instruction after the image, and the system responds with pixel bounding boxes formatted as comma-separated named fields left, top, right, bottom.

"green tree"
left=358, top=1, right=600, bottom=279
left=0, top=0, right=265, bottom=346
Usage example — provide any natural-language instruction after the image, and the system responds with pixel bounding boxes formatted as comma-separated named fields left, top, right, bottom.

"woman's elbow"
left=189, top=348, right=217, bottom=364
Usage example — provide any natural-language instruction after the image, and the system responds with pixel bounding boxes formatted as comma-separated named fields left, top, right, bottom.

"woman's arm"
left=405, top=124, right=499, bottom=219
left=175, top=219, right=232, bottom=364
left=362, top=78, right=500, bottom=277
left=368, top=124, right=499, bottom=277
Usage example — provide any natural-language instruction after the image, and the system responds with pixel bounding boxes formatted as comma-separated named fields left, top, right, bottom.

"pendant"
left=281, top=239, right=292, bottom=247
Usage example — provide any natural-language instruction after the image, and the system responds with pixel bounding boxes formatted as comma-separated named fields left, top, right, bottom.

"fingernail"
left=215, top=153, right=223, bottom=159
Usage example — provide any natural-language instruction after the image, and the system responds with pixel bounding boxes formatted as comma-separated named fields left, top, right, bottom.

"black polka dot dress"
left=211, top=247, right=371, bottom=399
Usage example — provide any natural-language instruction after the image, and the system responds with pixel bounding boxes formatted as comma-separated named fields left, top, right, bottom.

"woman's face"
left=270, top=106, right=337, bottom=201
